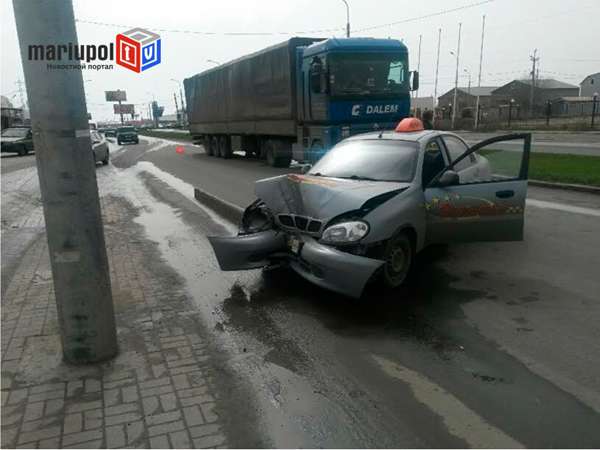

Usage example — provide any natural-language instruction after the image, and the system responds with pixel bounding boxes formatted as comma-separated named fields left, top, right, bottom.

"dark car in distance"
left=104, top=128, right=116, bottom=138
left=116, top=126, right=139, bottom=145
left=1, top=127, right=34, bottom=156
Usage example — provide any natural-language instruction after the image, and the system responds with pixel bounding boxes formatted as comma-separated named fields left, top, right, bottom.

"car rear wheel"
left=382, top=232, right=413, bottom=288
left=102, top=151, right=109, bottom=165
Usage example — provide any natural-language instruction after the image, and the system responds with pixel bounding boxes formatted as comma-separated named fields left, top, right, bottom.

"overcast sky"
left=2, top=0, right=599, bottom=121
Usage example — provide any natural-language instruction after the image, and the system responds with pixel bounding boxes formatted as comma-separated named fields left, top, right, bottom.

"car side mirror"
left=437, top=170, right=459, bottom=187
left=300, top=164, right=312, bottom=174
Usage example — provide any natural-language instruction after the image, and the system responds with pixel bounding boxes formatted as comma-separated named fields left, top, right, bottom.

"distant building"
left=491, top=79, right=579, bottom=115
left=158, top=113, right=179, bottom=128
left=411, top=96, right=435, bottom=116
left=1, top=95, right=24, bottom=130
left=437, top=86, right=500, bottom=117
left=579, top=72, right=600, bottom=97
left=550, top=96, right=596, bottom=116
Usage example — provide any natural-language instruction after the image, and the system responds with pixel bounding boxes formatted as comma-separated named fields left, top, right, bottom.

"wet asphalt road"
left=107, top=136, right=600, bottom=448
left=7, top=138, right=600, bottom=447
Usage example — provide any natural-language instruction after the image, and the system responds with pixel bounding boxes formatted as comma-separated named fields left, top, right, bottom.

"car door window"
left=422, top=139, right=446, bottom=187
left=461, top=136, right=530, bottom=184
left=442, top=135, right=479, bottom=183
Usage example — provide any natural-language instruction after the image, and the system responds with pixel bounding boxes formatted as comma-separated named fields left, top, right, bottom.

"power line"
left=75, top=18, right=342, bottom=36
left=354, top=0, right=494, bottom=32
left=75, top=1, right=495, bottom=37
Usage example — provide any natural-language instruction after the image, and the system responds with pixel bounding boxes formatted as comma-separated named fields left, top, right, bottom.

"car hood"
left=255, top=174, right=410, bottom=222
left=1, top=137, right=24, bottom=143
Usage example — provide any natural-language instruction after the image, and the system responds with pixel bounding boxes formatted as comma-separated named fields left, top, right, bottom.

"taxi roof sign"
left=395, top=118, right=424, bottom=132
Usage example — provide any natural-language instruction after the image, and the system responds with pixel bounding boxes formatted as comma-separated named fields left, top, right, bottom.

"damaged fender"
left=290, top=235, right=385, bottom=298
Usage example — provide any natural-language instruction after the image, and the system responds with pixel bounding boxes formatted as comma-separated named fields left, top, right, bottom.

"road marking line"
left=373, top=355, right=524, bottom=449
left=526, top=199, right=600, bottom=217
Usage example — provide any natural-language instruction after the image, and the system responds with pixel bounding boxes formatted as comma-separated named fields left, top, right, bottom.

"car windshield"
left=117, top=127, right=135, bottom=133
left=308, top=139, right=418, bottom=182
left=2, top=128, right=29, bottom=138
left=329, top=53, right=409, bottom=97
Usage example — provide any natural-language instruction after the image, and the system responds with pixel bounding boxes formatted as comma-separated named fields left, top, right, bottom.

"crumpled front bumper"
left=208, top=230, right=385, bottom=298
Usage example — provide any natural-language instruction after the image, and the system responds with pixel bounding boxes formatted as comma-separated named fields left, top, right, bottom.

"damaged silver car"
left=209, top=121, right=531, bottom=298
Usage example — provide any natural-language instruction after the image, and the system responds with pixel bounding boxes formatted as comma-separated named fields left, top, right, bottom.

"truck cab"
left=294, top=38, right=417, bottom=163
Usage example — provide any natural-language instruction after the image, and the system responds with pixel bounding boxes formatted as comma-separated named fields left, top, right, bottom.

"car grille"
left=277, top=214, right=323, bottom=235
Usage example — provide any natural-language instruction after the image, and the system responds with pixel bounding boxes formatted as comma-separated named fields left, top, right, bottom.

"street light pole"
left=474, top=14, right=486, bottom=129
left=592, top=93, right=599, bottom=128
left=451, top=22, right=462, bottom=130
left=433, top=28, right=441, bottom=111
left=464, top=69, right=471, bottom=96
left=415, top=34, right=422, bottom=99
left=13, top=0, right=117, bottom=364
left=341, top=0, right=350, bottom=38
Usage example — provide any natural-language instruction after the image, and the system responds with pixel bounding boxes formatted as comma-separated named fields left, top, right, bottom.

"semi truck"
left=184, top=37, right=418, bottom=167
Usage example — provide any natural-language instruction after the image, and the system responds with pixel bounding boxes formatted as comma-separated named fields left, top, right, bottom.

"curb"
left=528, top=180, right=600, bottom=195
left=193, top=187, right=244, bottom=224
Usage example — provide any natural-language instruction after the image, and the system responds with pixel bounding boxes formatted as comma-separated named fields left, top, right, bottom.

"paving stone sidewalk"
left=1, top=195, right=227, bottom=449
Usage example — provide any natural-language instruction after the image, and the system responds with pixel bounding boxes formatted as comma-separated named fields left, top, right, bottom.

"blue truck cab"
left=294, top=38, right=417, bottom=163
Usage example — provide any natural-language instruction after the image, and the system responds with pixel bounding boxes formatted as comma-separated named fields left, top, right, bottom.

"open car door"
left=425, top=133, right=531, bottom=243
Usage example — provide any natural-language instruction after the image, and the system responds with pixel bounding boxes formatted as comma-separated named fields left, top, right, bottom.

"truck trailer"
left=184, top=37, right=418, bottom=167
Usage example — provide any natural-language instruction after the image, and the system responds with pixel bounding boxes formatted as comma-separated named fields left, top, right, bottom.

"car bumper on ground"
left=208, top=230, right=385, bottom=298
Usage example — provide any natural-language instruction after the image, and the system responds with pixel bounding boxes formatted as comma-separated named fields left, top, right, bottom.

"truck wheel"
left=218, top=136, right=232, bottom=159
left=208, top=136, right=218, bottom=156
left=264, top=139, right=291, bottom=168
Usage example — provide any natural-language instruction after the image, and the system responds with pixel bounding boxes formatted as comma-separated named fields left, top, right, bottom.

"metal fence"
left=429, top=97, right=599, bottom=131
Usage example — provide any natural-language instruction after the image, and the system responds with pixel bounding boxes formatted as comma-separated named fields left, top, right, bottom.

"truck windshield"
left=309, top=139, right=418, bottom=182
left=329, top=53, right=408, bottom=97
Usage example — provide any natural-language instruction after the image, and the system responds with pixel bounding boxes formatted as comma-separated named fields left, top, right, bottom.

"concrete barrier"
left=193, top=187, right=244, bottom=224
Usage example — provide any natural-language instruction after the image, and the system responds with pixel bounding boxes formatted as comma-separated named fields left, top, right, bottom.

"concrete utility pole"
left=341, top=0, right=350, bottom=37
left=433, top=28, right=441, bottom=111
left=13, top=0, right=117, bottom=364
left=529, top=49, right=539, bottom=117
left=474, top=14, right=485, bottom=129
left=451, top=23, right=462, bottom=130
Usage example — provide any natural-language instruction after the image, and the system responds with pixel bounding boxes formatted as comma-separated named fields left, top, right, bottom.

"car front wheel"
left=381, top=232, right=413, bottom=288
left=18, top=145, right=28, bottom=157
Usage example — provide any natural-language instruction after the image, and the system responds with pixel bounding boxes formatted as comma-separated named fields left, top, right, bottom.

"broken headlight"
left=321, top=220, right=369, bottom=245
left=240, top=200, right=273, bottom=234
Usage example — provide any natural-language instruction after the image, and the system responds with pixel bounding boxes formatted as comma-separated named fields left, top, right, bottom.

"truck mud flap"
left=208, top=230, right=286, bottom=271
